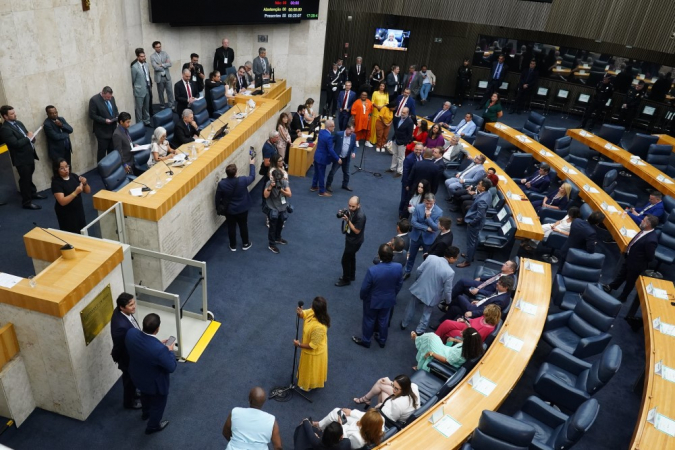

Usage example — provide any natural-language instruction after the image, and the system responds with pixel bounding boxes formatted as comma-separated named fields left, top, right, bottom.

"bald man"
left=336, top=196, right=367, bottom=286
left=223, top=386, right=282, bottom=450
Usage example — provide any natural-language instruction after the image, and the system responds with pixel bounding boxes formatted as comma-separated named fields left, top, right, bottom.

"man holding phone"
left=125, top=313, right=177, bottom=435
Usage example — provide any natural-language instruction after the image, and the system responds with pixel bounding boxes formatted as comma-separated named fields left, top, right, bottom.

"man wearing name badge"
left=337, top=81, right=357, bottom=132
left=393, top=88, right=416, bottom=128
left=125, top=313, right=177, bottom=435
left=235, top=66, right=248, bottom=93
left=445, top=154, right=486, bottom=196
left=182, top=53, right=206, bottom=98
left=404, top=193, right=442, bottom=279
left=310, top=119, right=339, bottom=197
left=252, top=47, right=271, bottom=79
left=174, top=68, right=198, bottom=118
left=131, top=48, right=152, bottom=127
left=150, top=41, right=174, bottom=110
left=426, top=101, right=454, bottom=128
left=447, top=113, right=477, bottom=139
left=326, top=124, right=356, bottom=193
left=518, top=163, right=551, bottom=195
left=213, top=38, right=235, bottom=76
left=89, top=86, right=119, bottom=162
left=625, top=192, right=665, bottom=225
left=110, top=293, right=142, bottom=411
left=387, top=107, right=414, bottom=177
left=477, top=54, right=508, bottom=110
left=172, top=109, right=200, bottom=148
left=0, top=105, right=45, bottom=210
left=511, top=59, right=539, bottom=115
left=43, top=105, right=74, bottom=168
left=442, top=276, right=513, bottom=321
left=456, top=178, right=493, bottom=269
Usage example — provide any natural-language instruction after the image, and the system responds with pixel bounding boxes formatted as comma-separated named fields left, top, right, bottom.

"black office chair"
left=654, top=213, right=675, bottom=270
left=552, top=248, right=606, bottom=311
left=484, top=204, right=512, bottom=231
left=568, top=92, right=590, bottom=118
left=474, top=80, right=489, bottom=104
left=529, top=87, right=549, bottom=113
left=460, top=410, right=535, bottom=450
left=97, top=150, right=133, bottom=192
left=586, top=161, right=622, bottom=185
left=504, top=153, right=534, bottom=179
left=473, top=131, right=500, bottom=160
left=533, top=345, right=622, bottom=413
left=486, top=191, right=506, bottom=218
left=547, top=88, right=570, bottom=116
left=538, top=126, right=567, bottom=150
left=542, top=284, right=622, bottom=358
left=632, top=105, right=658, bottom=132
left=646, top=143, right=673, bottom=172
left=511, top=397, right=600, bottom=450
left=477, top=217, right=517, bottom=260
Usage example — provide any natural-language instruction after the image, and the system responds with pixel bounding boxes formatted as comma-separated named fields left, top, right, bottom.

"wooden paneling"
left=0, top=323, right=20, bottom=371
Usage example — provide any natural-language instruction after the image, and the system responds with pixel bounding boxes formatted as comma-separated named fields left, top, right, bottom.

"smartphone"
left=338, top=411, right=348, bottom=423
left=165, top=336, right=176, bottom=347
left=249, top=146, right=256, bottom=158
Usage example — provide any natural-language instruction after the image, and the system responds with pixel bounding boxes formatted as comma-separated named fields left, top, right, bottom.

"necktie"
left=141, top=63, right=149, bottom=84
left=433, top=110, right=444, bottom=122
left=641, top=203, right=655, bottom=214
left=475, top=292, right=499, bottom=307
left=417, top=155, right=422, bottom=162
left=261, top=58, right=266, bottom=72
left=495, top=63, right=502, bottom=79
left=106, top=100, right=113, bottom=116
left=476, top=274, right=501, bottom=290
left=186, top=81, right=192, bottom=98
left=130, top=315, right=140, bottom=330
left=357, top=65, right=360, bottom=75
left=530, top=175, right=542, bottom=184
left=396, top=97, right=406, bottom=116
left=626, top=231, right=645, bottom=254
left=407, top=73, right=414, bottom=88
left=343, top=91, right=349, bottom=109
left=457, top=123, right=467, bottom=135
left=12, top=122, right=26, bottom=137
left=460, top=163, right=475, bottom=179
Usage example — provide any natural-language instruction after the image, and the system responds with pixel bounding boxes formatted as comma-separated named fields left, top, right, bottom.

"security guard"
left=455, top=59, right=473, bottom=107
left=581, top=74, right=614, bottom=130
left=618, top=80, right=646, bottom=127
left=325, top=62, right=346, bottom=116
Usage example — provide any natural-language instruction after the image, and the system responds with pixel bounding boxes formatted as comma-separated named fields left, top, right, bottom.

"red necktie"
left=186, top=81, right=192, bottom=98
left=396, top=97, right=406, bottom=116
left=343, top=91, right=349, bottom=109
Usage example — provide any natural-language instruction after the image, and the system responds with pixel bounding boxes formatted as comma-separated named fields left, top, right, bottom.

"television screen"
left=374, top=28, right=411, bottom=51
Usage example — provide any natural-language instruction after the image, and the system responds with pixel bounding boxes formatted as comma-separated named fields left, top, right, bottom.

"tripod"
left=269, top=310, right=312, bottom=403
left=352, top=140, right=382, bottom=178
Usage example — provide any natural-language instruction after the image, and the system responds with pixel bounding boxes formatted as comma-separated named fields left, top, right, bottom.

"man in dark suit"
left=457, top=179, right=493, bottom=268
left=388, top=107, right=414, bottom=176
left=626, top=192, right=665, bottom=225
left=518, top=164, right=551, bottom=195
left=512, top=59, right=539, bottom=114
left=172, top=109, right=199, bottom=148
left=0, top=105, right=44, bottom=209
left=337, top=81, right=357, bottom=131
left=408, top=148, right=443, bottom=195
left=404, top=193, right=442, bottom=278
left=353, top=244, right=403, bottom=348
left=235, top=66, right=248, bottom=92
left=289, top=105, right=307, bottom=139
left=399, top=143, right=423, bottom=217
left=442, top=276, right=513, bottom=321
left=326, top=124, right=356, bottom=192
left=43, top=105, right=73, bottom=167
left=110, top=293, right=142, bottom=410
left=213, top=38, right=234, bottom=75
left=392, top=88, right=416, bottom=127
left=252, top=47, right=271, bottom=78
left=604, top=215, right=659, bottom=309
left=348, top=57, right=368, bottom=92
left=559, top=210, right=606, bottom=266
left=310, top=119, right=338, bottom=197
left=174, top=69, right=198, bottom=118
left=478, top=54, right=508, bottom=109
left=439, top=260, right=517, bottom=313
left=88, top=86, right=119, bottom=162
left=126, top=313, right=177, bottom=435
left=426, top=101, right=454, bottom=128
left=325, top=63, right=344, bottom=116
left=425, top=217, right=453, bottom=259
left=112, top=112, right=136, bottom=174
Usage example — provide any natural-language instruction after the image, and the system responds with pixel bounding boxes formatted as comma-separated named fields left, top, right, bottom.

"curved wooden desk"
left=421, top=118, right=544, bottom=242
left=376, top=259, right=551, bottom=449
left=631, top=276, right=675, bottom=449
left=234, top=79, right=290, bottom=104
left=567, top=129, right=675, bottom=198
left=655, top=134, right=675, bottom=153
left=288, top=134, right=317, bottom=177
left=486, top=122, right=640, bottom=252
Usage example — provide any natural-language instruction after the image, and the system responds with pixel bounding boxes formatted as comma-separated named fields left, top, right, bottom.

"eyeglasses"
left=391, top=382, right=401, bottom=392
left=58, top=165, right=70, bottom=171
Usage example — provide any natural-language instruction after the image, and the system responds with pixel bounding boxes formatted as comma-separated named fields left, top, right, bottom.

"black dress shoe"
left=624, top=316, right=642, bottom=332
left=23, top=203, right=41, bottom=210
left=400, top=321, right=406, bottom=330
left=437, top=303, right=449, bottom=312
left=342, top=186, right=353, bottom=191
left=145, top=420, right=169, bottom=434
left=124, top=399, right=142, bottom=410
left=335, top=278, right=351, bottom=287
left=378, top=341, right=386, bottom=349
left=32, top=193, right=47, bottom=200
left=601, top=284, right=612, bottom=293
left=352, top=336, right=370, bottom=348
left=402, top=272, right=410, bottom=280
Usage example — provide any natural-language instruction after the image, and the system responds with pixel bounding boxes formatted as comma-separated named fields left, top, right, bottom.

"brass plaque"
left=80, top=284, right=114, bottom=345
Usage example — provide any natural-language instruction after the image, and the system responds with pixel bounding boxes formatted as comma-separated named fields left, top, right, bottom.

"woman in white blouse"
left=314, top=409, right=383, bottom=449
left=408, top=179, right=431, bottom=216
left=352, top=374, right=420, bottom=423
left=147, top=126, right=175, bottom=167
left=224, top=74, right=237, bottom=100
left=522, top=206, right=581, bottom=251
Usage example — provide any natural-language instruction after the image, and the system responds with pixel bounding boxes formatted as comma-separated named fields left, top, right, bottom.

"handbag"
left=216, top=178, right=238, bottom=216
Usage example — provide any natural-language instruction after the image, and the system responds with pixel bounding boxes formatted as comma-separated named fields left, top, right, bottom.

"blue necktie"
left=495, top=63, right=502, bottom=79
left=106, top=101, right=113, bottom=116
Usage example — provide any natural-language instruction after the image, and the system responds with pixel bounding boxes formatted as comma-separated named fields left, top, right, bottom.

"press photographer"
left=335, top=196, right=366, bottom=287
left=263, top=168, right=292, bottom=254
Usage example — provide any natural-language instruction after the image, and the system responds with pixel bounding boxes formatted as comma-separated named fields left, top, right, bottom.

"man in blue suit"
left=126, top=313, right=177, bottom=435
left=337, top=81, right=357, bottom=131
left=457, top=179, right=493, bottom=268
left=518, top=164, right=551, bottom=195
left=559, top=210, right=605, bottom=266
left=392, top=88, right=416, bottom=127
left=426, top=101, right=454, bottom=128
left=408, top=147, right=443, bottom=194
left=399, top=143, right=424, bottom=217
left=326, top=124, right=356, bottom=192
left=310, top=119, right=338, bottom=197
left=404, top=193, right=443, bottom=278
left=353, top=244, right=403, bottom=348
left=447, top=113, right=477, bottom=139
left=626, top=192, right=665, bottom=225
left=110, top=292, right=142, bottom=410
left=445, top=154, right=487, bottom=196
left=443, top=276, right=513, bottom=320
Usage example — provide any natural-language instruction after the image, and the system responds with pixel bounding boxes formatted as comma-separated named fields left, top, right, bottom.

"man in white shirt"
left=443, top=135, right=467, bottom=164
left=448, top=113, right=477, bottom=138
left=383, top=33, right=399, bottom=48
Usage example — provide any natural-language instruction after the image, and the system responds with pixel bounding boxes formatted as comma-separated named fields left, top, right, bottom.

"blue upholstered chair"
left=503, top=153, right=534, bottom=179
left=552, top=248, right=606, bottom=311
left=151, top=108, right=175, bottom=141
left=619, top=133, right=659, bottom=177
left=543, top=284, right=621, bottom=358
left=133, top=149, right=151, bottom=174
left=128, top=122, right=149, bottom=146
left=97, top=150, right=132, bottom=191
left=410, top=366, right=466, bottom=406
left=533, top=345, right=622, bottom=413
left=516, top=111, right=546, bottom=140
left=478, top=217, right=517, bottom=259
left=646, top=143, right=673, bottom=172
left=473, top=131, right=500, bottom=160
left=209, top=85, right=231, bottom=119
left=538, top=126, right=567, bottom=150
left=511, top=396, right=600, bottom=450
left=654, top=213, right=675, bottom=270
left=596, top=124, right=625, bottom=145
left=554, top=136, right=572, bottom=161
left=191, top=98, right=213, bottom=130
left=460, top=410, right=535, bottom=450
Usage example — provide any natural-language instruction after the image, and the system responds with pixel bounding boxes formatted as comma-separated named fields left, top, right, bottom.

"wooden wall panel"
left=634, top=0, right=675, bottom=54
left=0, top=323, right=20, bottom=371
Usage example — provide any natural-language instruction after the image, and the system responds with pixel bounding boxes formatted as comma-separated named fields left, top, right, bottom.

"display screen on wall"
left=374, top=28, right=411, bottom=51
left=149, top=0, right=320, bottom=25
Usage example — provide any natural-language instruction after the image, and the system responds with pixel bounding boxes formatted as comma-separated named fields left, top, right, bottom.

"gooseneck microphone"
left=130, top=180, right=151, bottom=192
left=33, top=222, right=74, bottom=250
left=162, top=159, right=174, bottom=176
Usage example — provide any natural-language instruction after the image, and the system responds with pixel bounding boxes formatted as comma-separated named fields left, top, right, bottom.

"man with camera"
left=264, top=167, right=292, bottom=254
left=335, top=196, right=367, bottom=286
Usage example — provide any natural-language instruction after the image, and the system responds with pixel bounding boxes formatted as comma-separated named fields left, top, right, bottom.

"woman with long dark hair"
left=52, top=158, right=90, bottom=233
left=407, top=179, right=431, bottom=216
left=411, top=327, right=483, bottom=372
left=294, top=420, right=350, bottom=450
left=313, top=409, right=384, bottom=449
left=295, top=297, right=331, bottom=391
left=352, top=374, right=419, bottom=422
left=425, top=123, right=445, bottom=149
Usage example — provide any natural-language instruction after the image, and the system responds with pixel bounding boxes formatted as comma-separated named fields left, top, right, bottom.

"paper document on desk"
left=129, top=188, right=144, bottom=197
left=518, top=216, right=534, bottom=225
left=539, top=149, right=550, bottom=156
left=525, top=261, right=545, bottom=273
left=516, top=299, right=537, bottom=315
left=604, top=143, right=616, bottom=151
left=579, top=130, right=592, bottom=137
left=657, top=174, right=674, bottom=184
left=647, top=283, right=669, bottom=300
left=298, top=143, right=309, bottom=149
left=0, top=272, right=22, bottom=289
left=497, top=175, right=506, bottom=183
left=583, top=184, right=600, bottom=194
left=494, top=123, right=505, bottom=130
left=500, top=332, right=525, bottom=352
left=509, top=193, right=522, bottom=201
left=301, top=134, right=312, bottom=138
left=655, top=413, right=675, bottom=437
left=468, top=370, right=497, bottom=396
left=194, top=139, right=207, bottom=144
left=626, top=229, right=637, bottom=238
left=433, top=415, right=461, bottom=438
left=607, top=205, right=619, bottom=213
left=132, top=144, right=151, bottom=151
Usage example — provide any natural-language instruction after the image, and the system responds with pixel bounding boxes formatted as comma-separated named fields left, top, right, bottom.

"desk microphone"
left=32, top=222, right=74, bottom=250
left=235, top=104, right=244, bottom=114
left=130, top=180, right=151, bottom=192
left=162, top=160, right=174, bottom=176
left=178, top=148, right=190, bottom=160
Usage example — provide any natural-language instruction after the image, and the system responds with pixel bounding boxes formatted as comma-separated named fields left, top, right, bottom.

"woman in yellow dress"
left=294, top=296, right=331, bottom=391
left=369, top=82, right=389, bottom=144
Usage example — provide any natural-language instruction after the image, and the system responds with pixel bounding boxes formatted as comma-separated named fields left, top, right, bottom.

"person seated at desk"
left=410, top=327, right=483, bottom=372
left=235, top=66, right=249, bottom=93
left=442, top=135, right=467, bottom=166
left=204, top=71, right=225, bottom=116
left=290, top=104, right=308, bottom=139
left=446, top=112, right=477, bottom=138
left=172, top=109, right=199, bottom=148
left=304, top=98, right=321, bottom=131
left=425, top=123, right=445, bottom=149
left=531, top=184, right=571, bottom=213
left=440, top=276, right=513, bottom=322
left=559, top=210, right=605, bottom=266
left=518, top=163, right=551, bottom=195
left=626, top=192, right=665, bottom=225
left=294, top=420, right=350, bottom=450
left=147, top=126, right=176, bottom=168
left=521, top=206, right=580, bottom=252
left=224, top=74, right=237, bottom=101
left=426, top=101, right=454, bottom=128
left=352, top=374, right=419, bottom=424
left=439, top=260, right=516, bottom=313
left=311, top=409, right=383, bottom=449
left=435, top=304, right=501, bottom=344
left=444, top=154, right=486, bottom=196
left=448, top=168, right=498, bottom=216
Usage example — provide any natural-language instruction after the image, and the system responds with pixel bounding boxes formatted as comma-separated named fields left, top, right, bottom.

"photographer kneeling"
left=264, top=167, right=292, bottom=254
left=335, top=196, right=366, bottom=287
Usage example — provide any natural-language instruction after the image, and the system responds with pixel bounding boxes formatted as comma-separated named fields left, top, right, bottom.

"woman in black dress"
left=52, top=158, right=90, bottom=233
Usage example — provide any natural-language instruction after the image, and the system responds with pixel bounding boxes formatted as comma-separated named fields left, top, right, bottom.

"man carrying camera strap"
left=336, top=196, right=366, bottom=286
left=263, top=169, right=292, bottom=254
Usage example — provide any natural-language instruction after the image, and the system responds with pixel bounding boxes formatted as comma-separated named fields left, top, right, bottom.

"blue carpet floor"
left=0, top=97, right=672, bottom=449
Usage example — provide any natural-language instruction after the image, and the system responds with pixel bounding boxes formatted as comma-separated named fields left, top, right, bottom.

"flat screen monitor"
left=255, top=73, right=264, bottom=89
left=374, top=28, right=411, bottom=51
left=643, top=106, right=656, bottom=116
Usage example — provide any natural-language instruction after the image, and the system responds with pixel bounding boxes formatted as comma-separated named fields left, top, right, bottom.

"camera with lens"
left=336, top=208, right=350, bottom=219
left=272, top=169, right=284, bottom=187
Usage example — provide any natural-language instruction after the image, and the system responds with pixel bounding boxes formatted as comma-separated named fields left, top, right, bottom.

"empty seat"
left=504, top=153, right=534, bottom=178
left=473, top=131, right=500, bottom=159
left=554, top=136, right=572, bottom=160
left=133, top=149, right=151, bottom=174
left=191, top=98, right=213, bottom=130
left=97, top=150, right=132, bottom=191
left=460, top=410, right=535, bottom=450
left=620, top=133, right=659, bottom=161
left=654, top=213, right=675, bottom=270
left=209, top=85, right=231, bottom=119
left=552, top=248, right=605, bottom=310
left=516, top=111, right=545, bottom=139
left=151, top=108, right=175, bottom=141
left=128, top=122, right=149, bottom=146
left=538, top=126, right=567, bottom=150
left=596, top=124, right=625, bottom=145
left=646, top=143, right=673, bottom=172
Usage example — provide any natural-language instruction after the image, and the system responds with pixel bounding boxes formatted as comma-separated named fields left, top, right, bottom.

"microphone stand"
left=269, top=305, right=312, bottom=403
left=162, top=160, right=174, bottom=176
left=352, top=131, right=382, bottom=178
left=130, top=180, right=151, bottom=192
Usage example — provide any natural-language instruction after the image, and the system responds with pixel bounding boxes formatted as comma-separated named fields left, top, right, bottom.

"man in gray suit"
left=252, top=47, right=271, bottom=79
left=150, top=41, right=174, bottom=110
left=457, top=179, right=493, bottom=268
left=131, top=48, right=152, bottom=126
left=401, top=246, right=459, bottom=334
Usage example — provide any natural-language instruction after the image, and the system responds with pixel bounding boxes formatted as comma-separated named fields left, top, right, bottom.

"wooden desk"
left=0, top=323, right=20, bottom=371
left=235, top=79, right=288, bottom=103
left=567, top=129, right=675, bottom=198
left=486, top=122, right=639, bottom=251
left=630, top=276, right=675, bottom=449
left=288, top=135, right=317, bottom=177
left=655, top=134, right=675, bottom=152
left=552, top=67, right=571, bottom=76
left=0, top=228, right=123, bottom=318
left=377, top=259, right=551, bottom=449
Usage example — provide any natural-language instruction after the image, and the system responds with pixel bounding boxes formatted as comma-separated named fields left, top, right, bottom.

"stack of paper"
left=433, top=415, right=462, bottom=438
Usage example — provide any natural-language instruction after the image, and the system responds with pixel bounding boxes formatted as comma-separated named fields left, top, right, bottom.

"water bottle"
left=28, top=276, right=36, bottom=288
left=155, top=170, right=163, bottom=189
left=191, top=145, right=197, bottom=160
